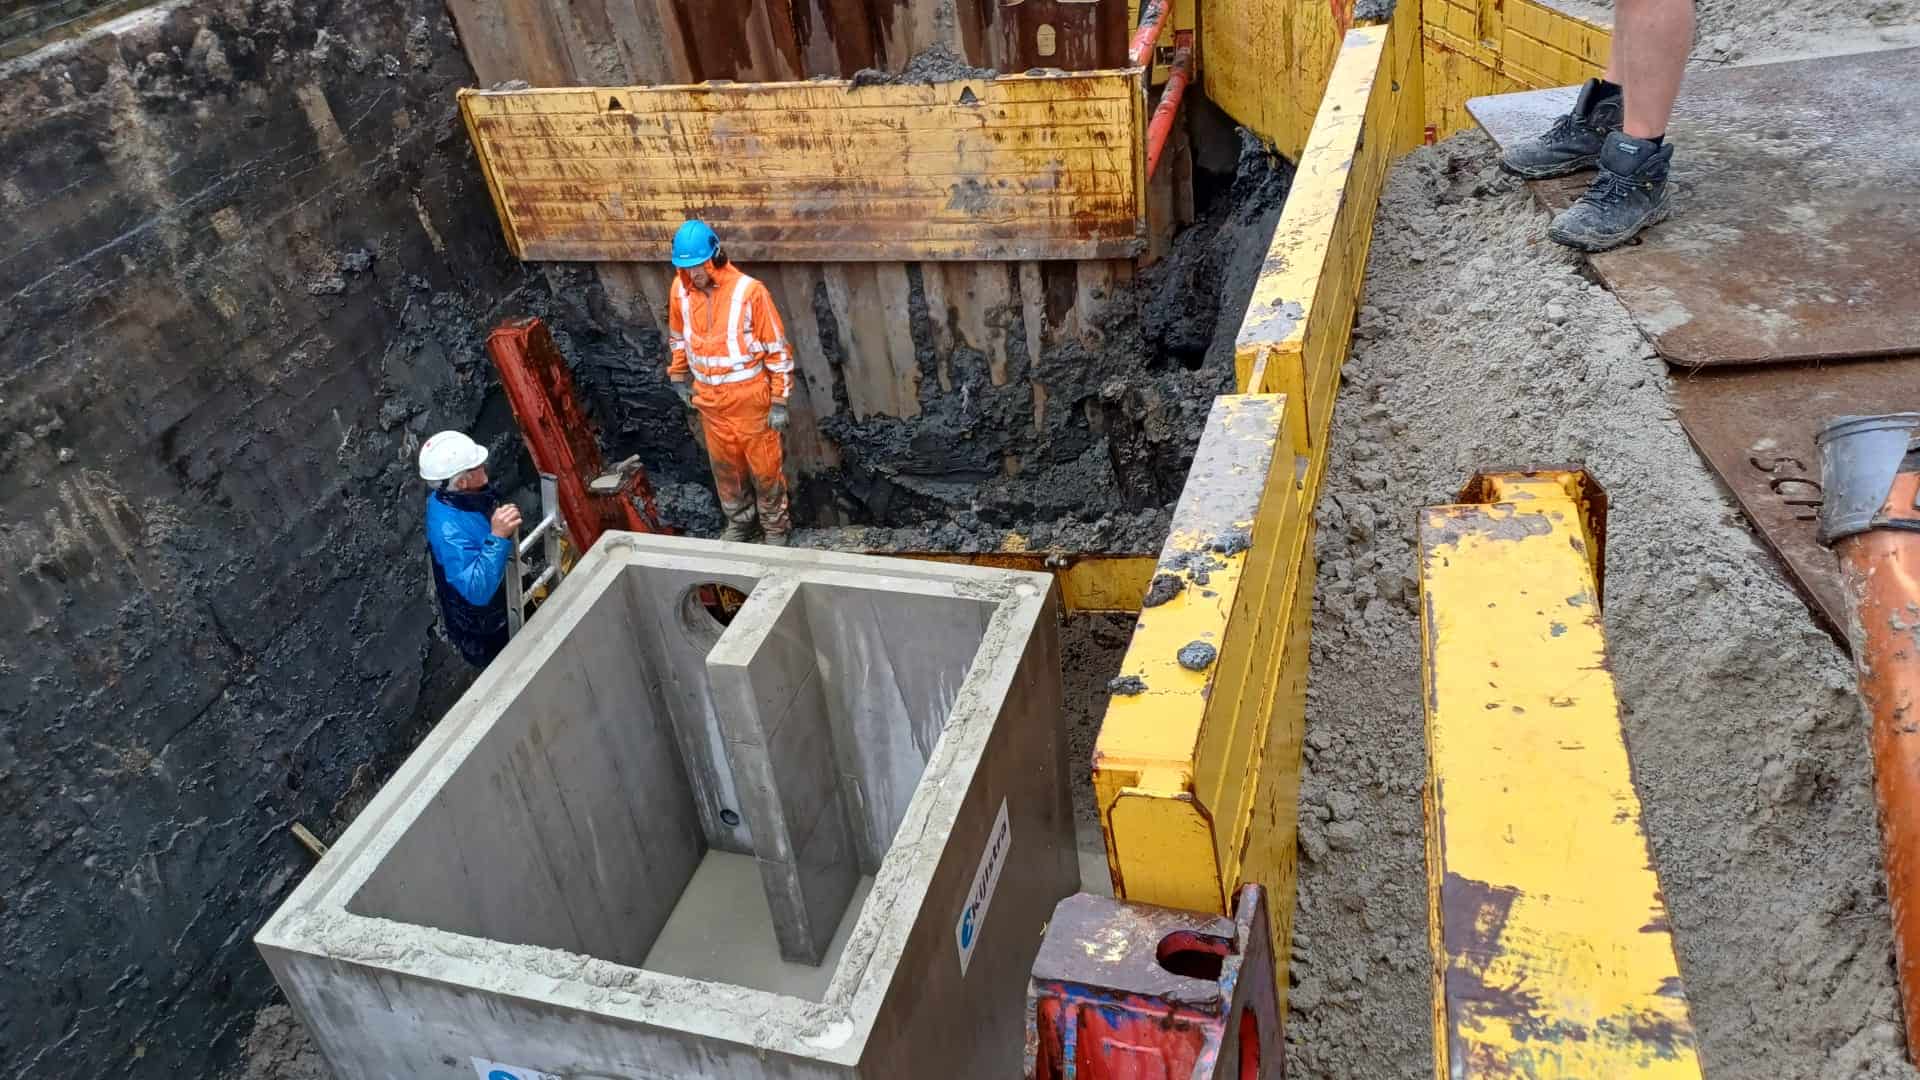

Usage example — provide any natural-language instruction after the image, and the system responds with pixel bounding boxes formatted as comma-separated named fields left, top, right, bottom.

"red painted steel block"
left=1026, top=883, right=1282, bottom=1080
left=485, top=317, right=664, bottom=551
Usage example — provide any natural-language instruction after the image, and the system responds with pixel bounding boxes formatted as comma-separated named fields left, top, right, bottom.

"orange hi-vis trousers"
left=668, top=263, right=795, bottom=536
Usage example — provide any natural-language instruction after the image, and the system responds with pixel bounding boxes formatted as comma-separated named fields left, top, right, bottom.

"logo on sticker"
left=955, top=798, right=1012, bottom=976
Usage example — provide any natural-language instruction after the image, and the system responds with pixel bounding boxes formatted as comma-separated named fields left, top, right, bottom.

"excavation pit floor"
left=641, top=853, right=875, bottom=1000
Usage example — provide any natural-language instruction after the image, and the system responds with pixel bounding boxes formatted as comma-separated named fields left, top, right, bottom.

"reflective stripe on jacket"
left=667, top=263, right=794, bottom=402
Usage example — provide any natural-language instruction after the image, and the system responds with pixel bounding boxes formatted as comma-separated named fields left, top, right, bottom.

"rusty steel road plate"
left=1470, top=48, right=1920, bottom=368
left=1669, top=355, right=1920, bottom=640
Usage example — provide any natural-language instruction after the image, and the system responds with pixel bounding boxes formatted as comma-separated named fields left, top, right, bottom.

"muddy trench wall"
left=0, top=0, right=589, bottom=1073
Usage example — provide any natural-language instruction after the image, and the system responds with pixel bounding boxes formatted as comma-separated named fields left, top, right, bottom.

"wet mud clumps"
left=789, top=126, right=1291, bottom=553
left=0, top=0, right=547, bottom=1075
left=1142, top=572, right=1186, bottom=607
left=1177, top=641, right=1218, bottom=671
left=851, top=42, right=998, bottom=86
left=1107, top=674, right=1149, bottom=696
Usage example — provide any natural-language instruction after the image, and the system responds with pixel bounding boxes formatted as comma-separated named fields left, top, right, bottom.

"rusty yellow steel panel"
left=458, top=71, right=1148, bottom=263
left=1094, top=393, right=1312, bottom=1005
left=1423, top=0, right=1610, bottom=139
left=1203, top=0, right=1356, bottom=158
left=1421, top=470, right=1702, bottom=1079
left=1235, top=11, right=1415, bottom=484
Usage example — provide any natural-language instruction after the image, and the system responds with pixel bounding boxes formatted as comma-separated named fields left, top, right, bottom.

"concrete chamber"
left=257, top=534, right=1076, bottom=1078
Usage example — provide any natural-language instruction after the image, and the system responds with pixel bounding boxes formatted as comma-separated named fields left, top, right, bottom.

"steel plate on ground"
left=1469, top=48, right=1920, bottom=368
left=1668, top=355, right=1920, bottom=640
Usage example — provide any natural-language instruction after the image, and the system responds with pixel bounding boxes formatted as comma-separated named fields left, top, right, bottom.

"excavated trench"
left=544, top=106, right=1292, bottom=558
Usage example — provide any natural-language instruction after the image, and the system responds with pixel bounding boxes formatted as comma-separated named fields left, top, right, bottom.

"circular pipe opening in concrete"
left=680, top=582, right=750, bottom=641
left=1155, top=929, right=1230, bottom=982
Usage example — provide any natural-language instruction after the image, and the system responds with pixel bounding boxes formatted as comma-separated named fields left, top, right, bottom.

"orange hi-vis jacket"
left=667, top=263, right=795, bottom=410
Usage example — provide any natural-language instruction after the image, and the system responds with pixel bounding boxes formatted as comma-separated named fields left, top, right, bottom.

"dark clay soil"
left=787, top=128, right=1292, bottom=555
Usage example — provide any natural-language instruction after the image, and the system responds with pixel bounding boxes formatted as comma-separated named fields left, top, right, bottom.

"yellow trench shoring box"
left=1424, top=0, right=1611, bottom=139
left=1093, top=394, right=1313, bottom=1004
left=1236, top=13, right=1420, bottom=509
left=1420, top=469, right=1702, bottom=1079
left=458, top=71, right=1148, bottom=263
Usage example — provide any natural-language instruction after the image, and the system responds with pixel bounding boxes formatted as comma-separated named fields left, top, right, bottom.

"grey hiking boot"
left=719, top=520, right=758, bottom=543
left=1500, top=79, right=1624, bottom=180
left=1548, top=131, right=1674, bottom=252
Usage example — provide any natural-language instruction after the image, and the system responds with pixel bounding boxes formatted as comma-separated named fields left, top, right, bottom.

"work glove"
left=671, top=380, right=693, bottom=407
left=768, top=403, right=790, bottom=432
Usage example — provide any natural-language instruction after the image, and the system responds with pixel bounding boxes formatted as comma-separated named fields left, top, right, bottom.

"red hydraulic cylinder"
left=485, top=316, right=663, bottom=553
left=1026, top=883, right=1282, bottom=1079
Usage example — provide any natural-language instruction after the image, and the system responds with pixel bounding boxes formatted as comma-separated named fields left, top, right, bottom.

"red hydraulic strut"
left=485, top=316, right=664, bottom=553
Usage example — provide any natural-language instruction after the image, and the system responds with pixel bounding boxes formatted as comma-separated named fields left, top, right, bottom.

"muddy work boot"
left=760, top=530, right=790, bottom=548
left=1548, top=131, right=1675, bottom=252
left=1500, top=79, right=1623, bottom=180
left=719, top=518, right=759, bottom=543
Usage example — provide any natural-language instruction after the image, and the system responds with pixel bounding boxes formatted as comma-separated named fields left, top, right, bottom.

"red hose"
left=1146, top=47, right=1193, bottom=180
left=1129, top=0, right=1167, bottom=67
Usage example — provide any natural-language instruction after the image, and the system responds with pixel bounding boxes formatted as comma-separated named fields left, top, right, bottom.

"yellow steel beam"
left=1093, top=393, right=1312, bottom=997
left=1233, top=6, right=1421, bottom=507
left=1421, top=468, right=1701, bottom=1079
left=881, top=550, right=1158, bottom=614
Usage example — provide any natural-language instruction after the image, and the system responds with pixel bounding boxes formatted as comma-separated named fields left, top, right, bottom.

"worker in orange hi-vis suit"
left=665, top=220, right=795, bottom=546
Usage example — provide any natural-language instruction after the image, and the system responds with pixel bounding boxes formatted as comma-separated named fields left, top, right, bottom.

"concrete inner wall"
left=348, top=579, right=704, bottom=965
left=709, top=578, right=865, bottom=964
left=802, top=580, right=994, bottom=869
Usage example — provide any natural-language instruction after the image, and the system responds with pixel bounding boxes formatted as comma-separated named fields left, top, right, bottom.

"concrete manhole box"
left=257, top=533, right=1076, bottom=1078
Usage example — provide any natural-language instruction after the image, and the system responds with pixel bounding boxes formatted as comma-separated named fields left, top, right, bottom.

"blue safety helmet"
left=671, top=219, right=720, bottom=269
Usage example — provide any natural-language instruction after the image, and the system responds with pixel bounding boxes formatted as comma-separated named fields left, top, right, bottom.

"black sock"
left=1646, top=134, right=1665, bottom=146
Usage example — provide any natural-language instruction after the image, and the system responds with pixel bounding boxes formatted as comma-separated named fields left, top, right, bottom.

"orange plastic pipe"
left=1128, top=0, right=1167, bottom=67
left=1145, top=47, right=1192, bottom=180
left=1836, top=469, right=1920, bottom=1058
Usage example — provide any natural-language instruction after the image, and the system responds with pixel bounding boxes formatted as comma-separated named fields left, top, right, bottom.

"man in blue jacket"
left=418, top=430, right=521, bottom=668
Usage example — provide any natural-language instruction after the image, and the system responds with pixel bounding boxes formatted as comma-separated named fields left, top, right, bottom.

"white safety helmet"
left=418, top=430, right=489, bottom=484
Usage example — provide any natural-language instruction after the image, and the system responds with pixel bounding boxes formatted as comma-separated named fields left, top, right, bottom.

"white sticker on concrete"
left=471, top=1058, right=560, bottom=1080
left=956, top=797, right=1012, bottom=976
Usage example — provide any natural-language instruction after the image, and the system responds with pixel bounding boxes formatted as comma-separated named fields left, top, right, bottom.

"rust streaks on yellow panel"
left=459, top=70, right=1148, bottom=263
left=1422, top=470, right=1702, bottom=1079
left=1094, top=393, right=1312, bottom=1007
